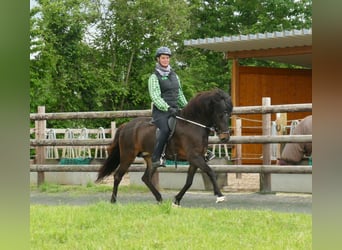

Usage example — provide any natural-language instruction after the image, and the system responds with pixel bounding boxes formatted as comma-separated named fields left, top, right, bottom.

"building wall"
left=232, top=66, right=312, bottom=164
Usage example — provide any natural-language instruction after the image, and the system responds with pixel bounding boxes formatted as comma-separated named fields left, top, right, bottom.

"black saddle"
left=153, top=116, right=177, bottom=140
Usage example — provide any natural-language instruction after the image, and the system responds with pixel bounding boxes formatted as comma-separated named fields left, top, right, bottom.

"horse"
left=96, top=88, right=233, bottom=206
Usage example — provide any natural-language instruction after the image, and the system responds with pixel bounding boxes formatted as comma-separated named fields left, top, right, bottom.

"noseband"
left=217, top=130, right=230, bottom=136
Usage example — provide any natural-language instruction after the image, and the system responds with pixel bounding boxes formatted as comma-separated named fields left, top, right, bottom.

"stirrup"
left=152, top=158, right=166, bottom=169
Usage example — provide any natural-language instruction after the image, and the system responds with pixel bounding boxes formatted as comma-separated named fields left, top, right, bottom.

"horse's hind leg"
left=141, top=158, right=163, bottom=203
left=110, top=166, right=128, bottom=203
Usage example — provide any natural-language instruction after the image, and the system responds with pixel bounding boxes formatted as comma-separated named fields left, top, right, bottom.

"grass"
left=30, top=182, right=150, bottom=194
left=30, top=183, right=312, bottom=249
left=31, top=201, right=311, bottom=250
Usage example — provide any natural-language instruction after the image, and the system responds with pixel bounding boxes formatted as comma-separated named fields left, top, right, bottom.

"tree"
left=233, top=0, right=312, bottom=33
left=30, top=0, right=312, bottom=128
left=91, top=0, right=191, bottom=110
left=30, top=0, right=99, bottom=111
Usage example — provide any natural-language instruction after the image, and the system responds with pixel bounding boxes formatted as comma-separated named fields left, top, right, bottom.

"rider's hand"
left=168, top=107, right=178, bottom=116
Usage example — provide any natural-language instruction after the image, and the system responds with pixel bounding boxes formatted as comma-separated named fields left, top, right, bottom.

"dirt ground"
left=30, top=189, right=311, bottom=214
left=100, top=172, right=261, bottom=192
left=31, top=167, right=311, bottom=214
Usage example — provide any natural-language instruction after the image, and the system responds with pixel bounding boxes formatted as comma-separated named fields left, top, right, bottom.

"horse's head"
left=209, top=89, right=233, bottom=143
left=181, top=88, right=233, bottom=143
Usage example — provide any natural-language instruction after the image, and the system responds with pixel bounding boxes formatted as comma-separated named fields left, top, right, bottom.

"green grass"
left=30, top=183, right=312, bottom=249
left=30, top=201, right=312, bottom=250
left=30, top=182, right=150, bottom=194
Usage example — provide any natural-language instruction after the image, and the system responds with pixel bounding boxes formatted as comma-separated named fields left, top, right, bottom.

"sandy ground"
left=30, top=190, right=311, bottom=214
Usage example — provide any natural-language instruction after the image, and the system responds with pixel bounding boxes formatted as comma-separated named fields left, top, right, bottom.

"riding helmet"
left=155, top=47, right=172, bottom=58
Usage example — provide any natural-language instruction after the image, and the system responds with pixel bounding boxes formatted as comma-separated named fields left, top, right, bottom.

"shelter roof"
left=184, top=28, right=312, bottom=68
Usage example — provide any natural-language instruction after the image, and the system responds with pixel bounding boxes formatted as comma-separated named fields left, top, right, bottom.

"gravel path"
left=30, top=190, right=312, bottom=214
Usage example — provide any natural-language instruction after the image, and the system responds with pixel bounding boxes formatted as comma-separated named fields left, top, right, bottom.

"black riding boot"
left=152, top=132, right=169, bottom=169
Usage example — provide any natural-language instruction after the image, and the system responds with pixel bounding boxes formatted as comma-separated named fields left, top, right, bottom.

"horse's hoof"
left=172, top=198, right=181, bottom=207
left=216, top=196, right=225, bottom=203
left=172, top=202, right=181, bottom=208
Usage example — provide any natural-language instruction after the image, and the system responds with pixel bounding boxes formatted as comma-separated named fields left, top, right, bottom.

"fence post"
left=111, top=121, right=116, bottom=139
left=36, top=106, right=46, bottom=186
left=235, top=118, right=242, bottom=179
left=260, top=98, right=272, bottom=192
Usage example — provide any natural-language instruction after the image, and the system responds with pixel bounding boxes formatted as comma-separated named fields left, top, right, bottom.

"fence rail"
left=30, top=103, right=312, bottom=120
left=30, top=164, right=312, bottom=174
left=30, top=99, right=312, bottom=191
left=30, top=135, right=312, bottom=146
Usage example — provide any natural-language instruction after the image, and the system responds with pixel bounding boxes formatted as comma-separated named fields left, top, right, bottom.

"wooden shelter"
left=184, top=29, right=312, bottom=164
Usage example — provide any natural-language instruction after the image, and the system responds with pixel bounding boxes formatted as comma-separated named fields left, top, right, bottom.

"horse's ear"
left=214, top=89, right=226, bottom=101
left=218, top=88, right=228, bottom=97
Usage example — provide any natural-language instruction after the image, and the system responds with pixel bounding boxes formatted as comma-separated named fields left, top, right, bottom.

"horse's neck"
left=181, top=111, right=211, bottom=127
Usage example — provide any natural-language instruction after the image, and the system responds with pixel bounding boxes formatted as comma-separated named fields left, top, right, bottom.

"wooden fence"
left=30, top=98, right=312, bottom=192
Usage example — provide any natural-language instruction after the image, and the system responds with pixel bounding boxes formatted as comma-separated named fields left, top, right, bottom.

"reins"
left=175, top=115, right=215, bottom=132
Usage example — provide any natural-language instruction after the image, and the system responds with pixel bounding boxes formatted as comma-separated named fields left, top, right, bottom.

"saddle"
left=167, top=116, right=177, bottom=138
left=155, top=116, right=177, bottom=141
left=153, top=116, right=177, bottom=164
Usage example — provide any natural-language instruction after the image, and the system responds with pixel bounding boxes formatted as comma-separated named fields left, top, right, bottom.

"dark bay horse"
left=96, top=88, right=233, bottom=206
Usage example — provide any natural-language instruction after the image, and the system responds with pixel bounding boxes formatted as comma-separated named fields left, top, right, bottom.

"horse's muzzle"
left=218, top=131, right=230, bottom=143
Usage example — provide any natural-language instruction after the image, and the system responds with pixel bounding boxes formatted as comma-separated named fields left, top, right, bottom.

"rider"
left=148, top=46, right=188, bottom=169
left=148, top=46, right=215, bottom=170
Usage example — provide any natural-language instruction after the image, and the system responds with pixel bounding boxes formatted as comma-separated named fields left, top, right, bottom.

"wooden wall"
left=231, top=65, right=312, bottom=164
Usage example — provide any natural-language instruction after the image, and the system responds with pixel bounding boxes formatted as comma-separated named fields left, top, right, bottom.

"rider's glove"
left=168, top=107, right=178, bottom=116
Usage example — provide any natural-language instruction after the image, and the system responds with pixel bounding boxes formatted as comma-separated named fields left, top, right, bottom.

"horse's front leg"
left=200, top=162, right=225, bottom=203
left=173, top=164, right=198, bottom=206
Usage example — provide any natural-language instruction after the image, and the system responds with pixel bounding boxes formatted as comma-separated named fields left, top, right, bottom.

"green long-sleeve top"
left=148, top=73, right=188, bottom=111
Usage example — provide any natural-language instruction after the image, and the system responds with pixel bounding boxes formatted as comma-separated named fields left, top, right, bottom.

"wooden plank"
left=30, top=135, right=312, bottom=147
left=30, top=164, right=312, bottom=174
left=235, top=66, right=312, bottom=165
left=36, top=106, right=46, bottom=185
left=46, top=128, right=112, bottom=134
left=261, top=97, right=272, bottom=192
left=227, top=45, right=312, bottom=59
left=29, top=104, right=312, bottom=121
left=30, top=109, right=152, bottom=120
left=235, top=118, right=242, bottom=178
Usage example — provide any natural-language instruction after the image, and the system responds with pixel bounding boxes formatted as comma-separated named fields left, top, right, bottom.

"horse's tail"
left=96, top=124, right=125, bottom=183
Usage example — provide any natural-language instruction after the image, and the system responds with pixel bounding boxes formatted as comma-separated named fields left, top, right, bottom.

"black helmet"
left=155, top=47, right=172, bottom=58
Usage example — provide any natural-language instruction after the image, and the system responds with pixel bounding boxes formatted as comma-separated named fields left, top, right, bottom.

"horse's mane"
left=181, top=88, right=232, bottom=120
